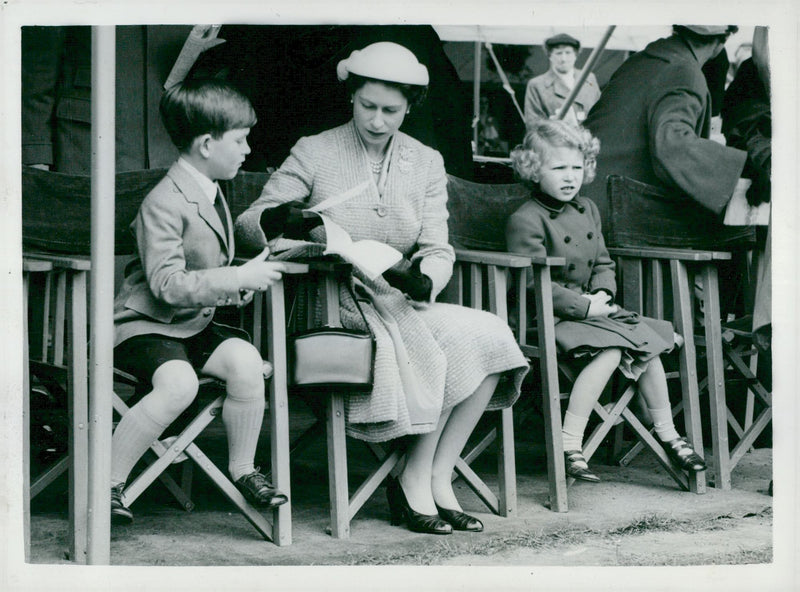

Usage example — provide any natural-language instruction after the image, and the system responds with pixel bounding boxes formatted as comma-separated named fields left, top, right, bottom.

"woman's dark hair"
left=160, top=78, right=258, bottom=152
left=344, top=73, right=428, bottom=108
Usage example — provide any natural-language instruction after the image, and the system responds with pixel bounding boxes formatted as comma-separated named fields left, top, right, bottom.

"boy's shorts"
left=114, top=320, right=251, bottom=385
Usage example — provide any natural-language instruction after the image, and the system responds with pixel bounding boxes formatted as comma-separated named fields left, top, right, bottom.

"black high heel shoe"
left=436, top=505, right=483, bottom=532
left=386, top=477, right=452, bottom=535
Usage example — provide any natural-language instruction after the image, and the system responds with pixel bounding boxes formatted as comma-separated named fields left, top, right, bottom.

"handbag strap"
left=287, top=275, right=373, bottom=336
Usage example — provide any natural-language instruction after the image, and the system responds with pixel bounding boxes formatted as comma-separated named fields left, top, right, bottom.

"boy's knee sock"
left=222, top=394, right=265, bottom=482
left=648, top=405, right=681, bottom=442
left=562, top=410, right=589, bottom=452
left=111, top=403, right=169, bottom=487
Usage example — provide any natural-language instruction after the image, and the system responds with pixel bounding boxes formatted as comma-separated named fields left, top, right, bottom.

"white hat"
left=337, top=42, right=429, bottom=86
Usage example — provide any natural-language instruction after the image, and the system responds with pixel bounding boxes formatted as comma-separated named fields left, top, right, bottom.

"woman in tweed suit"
left=235, top=42, right=528, bottom=535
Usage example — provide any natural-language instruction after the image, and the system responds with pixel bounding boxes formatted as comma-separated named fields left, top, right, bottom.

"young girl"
left=506, top=119, right=706, bottom=482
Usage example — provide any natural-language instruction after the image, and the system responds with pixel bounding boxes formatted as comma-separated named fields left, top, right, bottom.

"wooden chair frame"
left=24, top=253, right=294, bottom=552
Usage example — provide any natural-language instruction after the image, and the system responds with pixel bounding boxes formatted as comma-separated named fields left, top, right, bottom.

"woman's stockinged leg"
left=399, top=409, right=451, bottom=515
left=430, top=373, right=500, bottom=511
left=202, top=338, right=266, bottom=481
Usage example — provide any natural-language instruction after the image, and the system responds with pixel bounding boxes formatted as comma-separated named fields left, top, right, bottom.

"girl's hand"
left=238, top=248, right=286, bottom=291
left=585, top=291, right=618, bottom=318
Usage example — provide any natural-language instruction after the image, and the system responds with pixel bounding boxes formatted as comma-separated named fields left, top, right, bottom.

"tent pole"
left=473, top=41, right=481, bottom=152
left=86, top=25, right=115, bottom=565
left=557, top=25, right=616, bottom=120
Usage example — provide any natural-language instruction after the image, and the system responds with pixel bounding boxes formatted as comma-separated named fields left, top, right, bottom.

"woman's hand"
left=383, top=258, right=433, bottom=302
left=259, top=203, right=323, bottom=240
left=237, top=248, right=286, bottom=291
left=584, top=291, right=618, bottom=318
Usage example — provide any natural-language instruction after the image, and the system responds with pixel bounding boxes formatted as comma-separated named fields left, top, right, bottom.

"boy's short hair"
left=160, top=78, right=257, bottom=152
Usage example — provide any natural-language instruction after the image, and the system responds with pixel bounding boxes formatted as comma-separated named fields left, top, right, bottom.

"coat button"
left=578, top=205, right=585, bottom=213
left=568, top=263, right=576, bottom=271
left=587, top=232, right=594, bottom=239
left=549, top=212, right=558, bottom=219
left=203, top=308, right=213, bottom=316
left=588, top=260, right=593, bottom=267
left=375, top=205, right=387, bottom=217
left=564, top=236, right=572, bottom=243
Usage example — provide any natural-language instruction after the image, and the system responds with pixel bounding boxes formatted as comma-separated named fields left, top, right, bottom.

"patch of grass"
left=608, top=513, right=684, bottom=536
left=346, top=526, right=598, bottom=566
left=345, top=509, right=773, bottom=566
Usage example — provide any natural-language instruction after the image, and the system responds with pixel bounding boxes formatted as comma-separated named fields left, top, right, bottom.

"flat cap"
left=544, top=33, right=580, bottom=51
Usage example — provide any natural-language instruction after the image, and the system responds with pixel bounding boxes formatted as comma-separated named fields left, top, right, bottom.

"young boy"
left=111, top=78, right=288, bottom=524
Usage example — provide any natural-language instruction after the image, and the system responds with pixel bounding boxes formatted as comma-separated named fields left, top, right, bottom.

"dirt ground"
left=26, top=401, right=777, bottom=578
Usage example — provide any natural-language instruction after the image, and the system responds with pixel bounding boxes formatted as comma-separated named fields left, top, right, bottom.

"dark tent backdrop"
left=188, top=25, right=475, bottom=179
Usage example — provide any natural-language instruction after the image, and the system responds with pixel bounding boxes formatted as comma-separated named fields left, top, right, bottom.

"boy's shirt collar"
left=177, top=156, right=220, bottom=204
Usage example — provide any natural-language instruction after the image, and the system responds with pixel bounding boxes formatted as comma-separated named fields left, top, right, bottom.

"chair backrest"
left=22, top=168, right=273, bottom=256
left=446, top=174, right=529, bottom=252
left=605, top=174, right=756, bottom=250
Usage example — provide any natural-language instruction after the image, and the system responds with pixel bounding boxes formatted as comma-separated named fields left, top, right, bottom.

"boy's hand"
left=585, top=291, right=618, bottom=318
left=237, top=248, right=286, bottom=291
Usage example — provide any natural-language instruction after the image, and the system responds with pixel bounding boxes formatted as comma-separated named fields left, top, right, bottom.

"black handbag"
left=287, top=282, right=374, bottom=392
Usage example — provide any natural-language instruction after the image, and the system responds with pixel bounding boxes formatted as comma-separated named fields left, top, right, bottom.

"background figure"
left=722, top=27, right=771, bottom=350
left=582, top=25, right=747, bottom=232
left=477, top=94, right=506, bottom=155
left=523, top=33, right=601, bottom=129
left=21, top=25, right=190, bottom=173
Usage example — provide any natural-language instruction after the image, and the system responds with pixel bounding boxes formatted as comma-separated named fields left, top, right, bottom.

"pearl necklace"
left=369, top=156, right=385, bottom=175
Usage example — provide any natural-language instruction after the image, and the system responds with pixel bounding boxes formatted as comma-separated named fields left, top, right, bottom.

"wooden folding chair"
left=268, top=260, right=404, bottom=539
left=24, top=251, right=292, bottom=546
left=605, top=174, right=766, bottom=491
left=24, top=253, right=90, bottom=562
left=446, top=175, right=708, bottom=514
left=108, top=279, right=292, bottom=545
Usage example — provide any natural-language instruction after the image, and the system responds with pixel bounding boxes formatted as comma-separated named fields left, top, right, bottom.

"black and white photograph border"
left=1, top=0, right=797, bottom=590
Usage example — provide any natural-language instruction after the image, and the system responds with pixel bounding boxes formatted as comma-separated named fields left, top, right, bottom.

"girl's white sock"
left=562, top=410, right=589, bottom=451
left=648, top=405, right=681, bottom=442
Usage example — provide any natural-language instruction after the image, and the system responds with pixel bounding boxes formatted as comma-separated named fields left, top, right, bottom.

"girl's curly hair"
left=510, top=119, right=600, bottom=187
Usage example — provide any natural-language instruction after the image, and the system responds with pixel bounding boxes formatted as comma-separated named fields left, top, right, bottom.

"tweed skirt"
left=343, top=298, right=529, bottom=443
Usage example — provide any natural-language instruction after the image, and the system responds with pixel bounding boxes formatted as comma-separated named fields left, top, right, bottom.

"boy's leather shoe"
left=111, top=483, right=134, bottom=525
left=235, top=470, right=289, bottom=508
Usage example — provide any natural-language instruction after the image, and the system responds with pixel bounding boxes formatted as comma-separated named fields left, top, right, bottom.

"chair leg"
left=67, top=270, right=89, bottom=564
left=700, top=264, right=732, bottom=490
left=265, top=284, right=292, bottom=546
left=532, top=265, right=567, bottom=512
left=326, top=392, right=350, bottom=538
left=496, top=407, right=516, bottom=516
left=670, top=260, right=706, bottom=494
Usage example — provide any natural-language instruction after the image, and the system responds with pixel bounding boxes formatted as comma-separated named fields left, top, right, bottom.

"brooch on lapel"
left=397, top=146, right=414, bottom=173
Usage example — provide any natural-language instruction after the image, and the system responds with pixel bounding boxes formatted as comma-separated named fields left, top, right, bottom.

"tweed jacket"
left=506, top=192, right=674, bottom=357
left=235, top=121, right=456, bottom=298
left=113, top=162, right=243, bottom=347
left=583, top=34, right=747, bottom=224
left=523, top=69, right=601, bottom=129
left=235, top=121, right=527, bottom=441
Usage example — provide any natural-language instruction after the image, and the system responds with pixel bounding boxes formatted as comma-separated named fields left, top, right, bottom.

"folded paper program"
left=302, top=181, right=402, bottom=279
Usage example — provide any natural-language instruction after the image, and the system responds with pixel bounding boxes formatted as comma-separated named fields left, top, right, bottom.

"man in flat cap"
left=523, top=33, right=601, bottom=129
left=582, top=25, right=750, bottom=241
